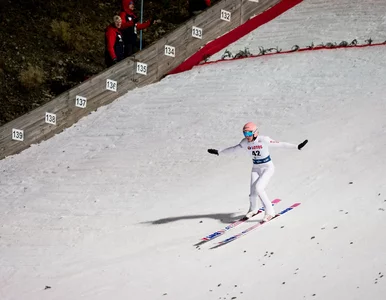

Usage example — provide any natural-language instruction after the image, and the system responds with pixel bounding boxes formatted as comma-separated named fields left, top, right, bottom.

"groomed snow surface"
left=210, top=0, right=386, bottom=61
left=1, top=0, right=386, bottom=299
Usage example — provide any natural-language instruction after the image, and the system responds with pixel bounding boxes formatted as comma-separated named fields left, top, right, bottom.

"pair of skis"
left=195, top=199, right=300, bottom=249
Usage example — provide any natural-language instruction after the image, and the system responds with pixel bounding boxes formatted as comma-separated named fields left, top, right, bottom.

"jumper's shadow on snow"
left=142, top=212, right=248, bottom=225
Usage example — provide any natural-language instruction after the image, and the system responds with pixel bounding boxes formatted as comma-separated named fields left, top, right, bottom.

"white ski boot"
left=262, top=213, right=274, bottom=222
left=245, top=209, right=258, bottom=219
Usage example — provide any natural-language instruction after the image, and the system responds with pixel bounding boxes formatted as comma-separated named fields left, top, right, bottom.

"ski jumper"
left=219, top=136, right=296, bottom=215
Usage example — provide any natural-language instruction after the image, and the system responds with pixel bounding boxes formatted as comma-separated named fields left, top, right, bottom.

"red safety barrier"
left=168, top=0, right=303, bottom=75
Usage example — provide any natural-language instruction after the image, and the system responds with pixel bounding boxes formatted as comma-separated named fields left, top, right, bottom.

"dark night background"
left=0, top=0, right=213, bottom=125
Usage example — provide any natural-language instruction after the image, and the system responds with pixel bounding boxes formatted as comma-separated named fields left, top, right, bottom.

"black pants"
left=105, top=51, right=124, bottom=67
left=122, top=30, right=139, bottom=58
left=124, top=42, right=138, bottom=57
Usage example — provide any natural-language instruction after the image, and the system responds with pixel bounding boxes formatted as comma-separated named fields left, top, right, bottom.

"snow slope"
left=209, top=0, right=386, bottom=61
left=1, top=0, right=386, bottom=299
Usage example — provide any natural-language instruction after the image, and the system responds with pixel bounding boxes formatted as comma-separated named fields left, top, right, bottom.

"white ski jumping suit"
left=219, top=136, right=297, bottom=216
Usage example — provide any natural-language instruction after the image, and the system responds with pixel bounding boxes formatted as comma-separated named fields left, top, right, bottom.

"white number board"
left=106, top=79, right=118, bottom=92
left=45, top=112, right=57, bottom=125
left=75, top=95, right=87, bottom=108
left=12, top=129, right=24, bottom=141
left=192, top=26, right=203, bottom=39
left=136, top=62, right=148, bottom=75
left=164, top=45, right=176, bottom=57
left=221, top=10, right=231, bottom=22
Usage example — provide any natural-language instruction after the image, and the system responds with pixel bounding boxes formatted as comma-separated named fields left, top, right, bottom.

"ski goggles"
left=243, top=131, right=254, bottom=137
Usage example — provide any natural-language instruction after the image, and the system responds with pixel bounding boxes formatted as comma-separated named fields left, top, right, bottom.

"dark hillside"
left=0, top=0, right=195, bottom=125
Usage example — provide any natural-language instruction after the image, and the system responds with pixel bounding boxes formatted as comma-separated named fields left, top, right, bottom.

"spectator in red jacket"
left=105, top=15, right=125, bottom=67
left=120, top=0, right=157, bottom=57
left=188, top=0, right=211, bottom=17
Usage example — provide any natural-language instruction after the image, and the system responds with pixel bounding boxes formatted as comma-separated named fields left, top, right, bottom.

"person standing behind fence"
left=105, top=15, right=125, bottom=67
left=120, top=0, right=158, bottom=57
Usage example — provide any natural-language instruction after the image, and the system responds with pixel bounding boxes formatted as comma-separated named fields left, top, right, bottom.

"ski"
left=195, top=199, right=281, bottom=247
left=211, top=202, right=301, bottom=249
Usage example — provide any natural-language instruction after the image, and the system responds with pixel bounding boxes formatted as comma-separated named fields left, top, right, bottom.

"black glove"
left=207, top=149, right=219, bottom=156
left=112, top=58, right=118, bottom=64
left=298, top=139, right=308, bottom=150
